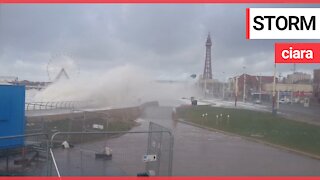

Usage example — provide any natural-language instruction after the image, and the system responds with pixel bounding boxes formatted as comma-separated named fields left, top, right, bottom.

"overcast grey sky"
left=0, top=4, right=319, bottom=82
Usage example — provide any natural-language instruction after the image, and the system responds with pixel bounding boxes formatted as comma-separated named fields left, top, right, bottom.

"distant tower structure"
left=203, top=33, right=213, bottom=80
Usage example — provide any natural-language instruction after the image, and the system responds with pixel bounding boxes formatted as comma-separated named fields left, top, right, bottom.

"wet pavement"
left=52, top=148, right=127, bottom=176
left=51, top=129, right=150, bottom=176
left=278, top=103, right=320, bottom=125
left=142, top=106, right=320, bottom=176
left=46, top=105, right=320, bottom=176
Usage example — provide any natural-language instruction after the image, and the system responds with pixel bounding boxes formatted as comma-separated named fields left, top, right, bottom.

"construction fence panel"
left=0, top=133, right=50, bottom=176
left=49, top=123, right=173, bottom=176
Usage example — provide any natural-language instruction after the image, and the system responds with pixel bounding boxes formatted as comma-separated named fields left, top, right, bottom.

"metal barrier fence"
left=25, top=110, right=85, bottom=135
left=0, top=133, right=50, bottom=176
left=49, top=123, right=173, bottom=176
left=0, top=123, right=173, bottom=176
left=25, top=101, right=82, bottom=111
left=26, top=117, right=47, bottom=134
left=147, top=122, right=173, bottom=176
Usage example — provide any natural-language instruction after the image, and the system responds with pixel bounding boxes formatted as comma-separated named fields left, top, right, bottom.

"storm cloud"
left=0, top=4, right=319, bottom=81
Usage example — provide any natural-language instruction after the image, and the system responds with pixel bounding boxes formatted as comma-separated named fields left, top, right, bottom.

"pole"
left=212, top=79, right=214, bottom=98
left=222, top=72, right=225, bottom=100
left=204, top=79, right=207, bottom=98
left=291, top=79, right=294, bottom=104
left=235, top=77, right=238, bottom=107
left=222, top=82, right=225, bottom=100
left=259, top=75, right=262, bottom=102
left=272, top=63, right=277, bottom=115
left=277, top=90, right=280, bottom=110
left=243, top=66, right=246, bottom=103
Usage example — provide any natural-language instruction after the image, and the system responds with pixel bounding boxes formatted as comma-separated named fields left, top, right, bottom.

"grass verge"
left=176, top=105, right=320, bottom=156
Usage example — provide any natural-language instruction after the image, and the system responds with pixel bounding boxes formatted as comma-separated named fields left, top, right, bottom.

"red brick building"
left=313, top=69, right=320, bottom=103
left=229, top=74, right=277, bottom=101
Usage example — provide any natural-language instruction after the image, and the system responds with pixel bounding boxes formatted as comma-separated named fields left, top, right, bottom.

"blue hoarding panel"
left=0, top=85, right=25, bottom=149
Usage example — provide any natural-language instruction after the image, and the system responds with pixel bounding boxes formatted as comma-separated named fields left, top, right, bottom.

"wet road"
left=143, top=106, right=320, bottom=176
left=51, top=105, right=320, bottom=176
left=278, top=103, right=320, bottom=125
left=195, top=98, right=320, bottom=125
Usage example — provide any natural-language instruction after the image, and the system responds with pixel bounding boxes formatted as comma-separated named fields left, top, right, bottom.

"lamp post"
left=291, top=76, right=294, bottom=105
left=243, top=66, right=246, bottom=103
left=255, top=74, right=262, bottom=102
left=222, top=72, right=225, bottom=100
left=259, top=74, right=262, bottom=102
left=272, top=63, right=277, bottom=115
left=235, top=76, right=238, bottom=107
left=185, top=74, right=197, bottom=99
left=204, top=78, right=207, bottom=98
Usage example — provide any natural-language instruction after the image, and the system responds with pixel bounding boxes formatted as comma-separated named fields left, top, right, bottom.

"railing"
left=0, top=133, right=50, bottom=176
left=0, top=127, right=174, bottom=176
left=25, top=101, right=83, bottom=111
left=49, top=148, right=60, bottom=177
left=49, top=129, right=174, bottom=176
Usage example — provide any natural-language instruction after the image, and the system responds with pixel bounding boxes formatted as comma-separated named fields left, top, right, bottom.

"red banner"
left=275, top=43, right=320, bottom=64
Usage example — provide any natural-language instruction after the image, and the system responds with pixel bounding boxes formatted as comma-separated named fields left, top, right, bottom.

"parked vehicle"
left=279, top=99, right=286, bottom=104
left=254, top=99, right=262, bottom=104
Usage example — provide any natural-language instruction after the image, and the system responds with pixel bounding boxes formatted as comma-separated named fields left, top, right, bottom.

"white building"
left=285, top=72, right=311, bottom=84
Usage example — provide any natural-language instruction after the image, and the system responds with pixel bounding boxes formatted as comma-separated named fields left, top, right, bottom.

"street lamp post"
left=235, top=76, right=238, bottom=107
left=291, top=78, right=294, bottom=105
left=255, top=74, right=262, bottom=102
left=259, top=74, right=262, bottom=102
left=272, top=63, right=277, bottom=115
left=204, top=78, right=207, bottom=98
left=243, top=66, right=246, bottom=103
left=222, top=72, right=225, bottom=100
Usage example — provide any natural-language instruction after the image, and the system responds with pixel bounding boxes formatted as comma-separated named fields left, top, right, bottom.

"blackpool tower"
left=203, top=33, right=212, bottom=80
